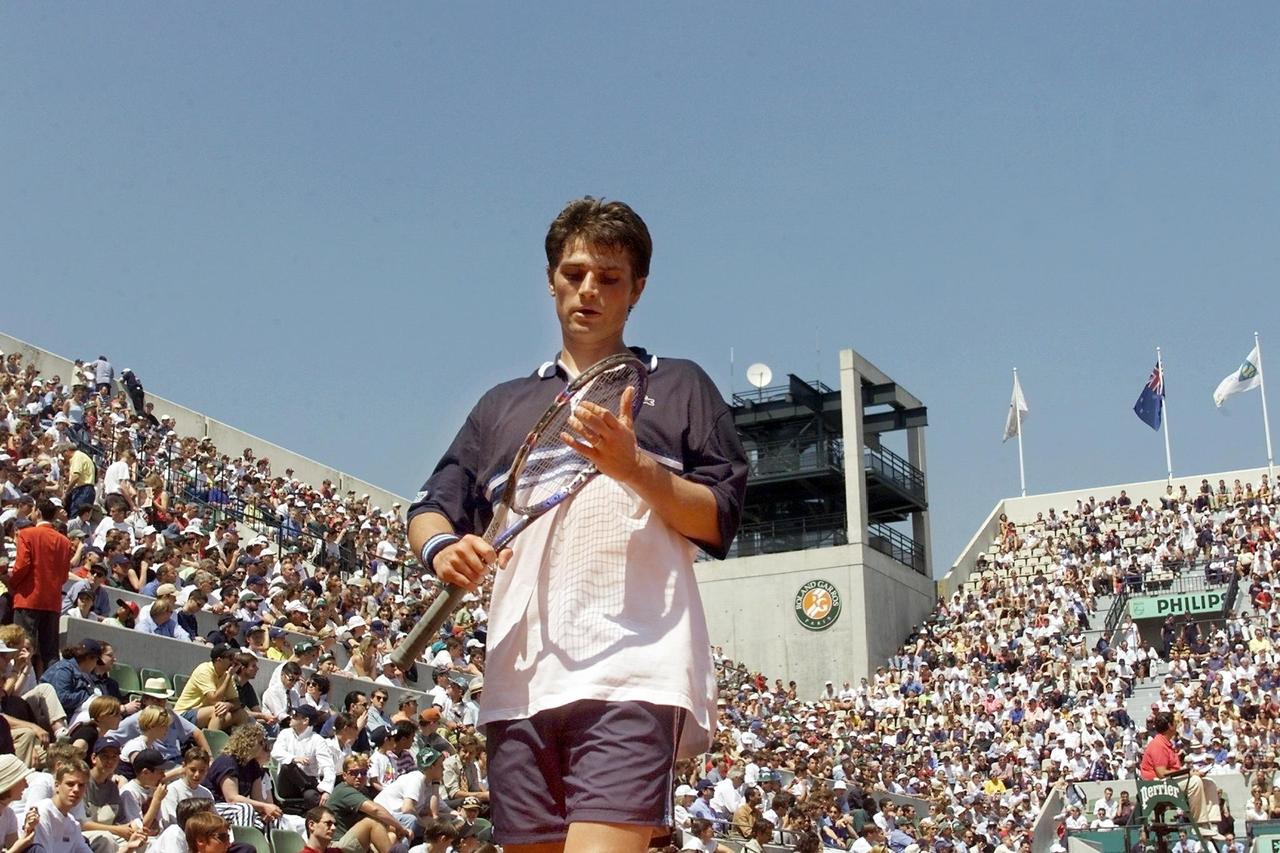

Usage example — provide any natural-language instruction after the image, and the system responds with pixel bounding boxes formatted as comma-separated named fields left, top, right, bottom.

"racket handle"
left=389, top=583, right=467, bottom=670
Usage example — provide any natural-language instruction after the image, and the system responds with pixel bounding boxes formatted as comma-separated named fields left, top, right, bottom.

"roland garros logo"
left=794, top=579, right=841, bottom=631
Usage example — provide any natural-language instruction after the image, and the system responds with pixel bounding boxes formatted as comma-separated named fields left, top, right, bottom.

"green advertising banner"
left=1129, top=590, right=1225, bottom=620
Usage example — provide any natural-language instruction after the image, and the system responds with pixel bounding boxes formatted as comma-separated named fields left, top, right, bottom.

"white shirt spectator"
left=103, top=459, right=131, bottom=497
left=711, top=776, right=743, bottom=817
left=160, top=778, right=213, bottom=829
left=149, top=824, right=189, bottom=853
left=373, top=770, right=428, bottom=816
left=92, top=515, right=137, bottom=549
left=271, top=726, right=323, bottom=776
left=32, top=797, right=93, bottom=853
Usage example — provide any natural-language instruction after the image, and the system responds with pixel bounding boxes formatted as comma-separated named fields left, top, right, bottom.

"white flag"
left=1003, top=373, right=1029, bottom=442
left=1213, top=344, right=1262, bottom=407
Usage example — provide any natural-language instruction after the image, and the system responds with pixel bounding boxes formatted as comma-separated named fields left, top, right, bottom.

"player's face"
left=549, top=239, right=645, bottom=352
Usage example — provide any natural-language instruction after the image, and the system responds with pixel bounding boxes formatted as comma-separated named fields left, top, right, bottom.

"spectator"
left=32, top=757, right=147, bottom=852
left=301, top=805, right=340, bottom=853
left=7, top=498, right=73, bottom=673
left=119, top=370, right=145, bottom=416
left=109, top=681, right=211, bottom=766
left=66, top=695, right=122, bottom=759
left=183, top=810, right=232, bottom=853
left=325, top=754, right=411, bottom=853
left=88, top=356, right=115, bottom=397
left=39, top=642, right=100, bottom=720
left=58, top=443, right=97, bottom=517
left=205, top=723, right=281, bottom=831
left=158, top=745, right=217, bottom=831
left=136, top=599, right=192, bottom=642
left=119, top=747, right=168, bottom=836
left=173, top=646, right=248, bottom=731
left=0, top=754, right=36, bottom=850
left=272, top=706, right=325, bottom=814
left=61, top=563, right=112, bottom=619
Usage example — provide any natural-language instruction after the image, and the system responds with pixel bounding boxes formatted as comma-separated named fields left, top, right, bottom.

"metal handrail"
left=731, top=378, right=835, bottom=407
left=868, top=522, right=925, bottom=573
left=863, top=445, right=925, bottom=500
left=1102, top=591, right=1129, bottom=644
left=723, top=512, right=848, bottom=559
left=743, top=435, right=844, bottom=479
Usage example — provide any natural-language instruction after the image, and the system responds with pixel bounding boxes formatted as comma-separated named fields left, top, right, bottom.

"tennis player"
left=407, top=197, right=747, bottom=853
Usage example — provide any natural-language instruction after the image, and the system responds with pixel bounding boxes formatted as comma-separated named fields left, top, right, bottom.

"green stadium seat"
left=202, top=728, right=229, bottom=757
left=111, top=663, right=141, bottom=696
left=173, top=673, right=189, bottom=697
left=139, top=668, right=170, bottom=691
left=270, top=829, right=306, bottom=853
left=231, top=825, right=271, bottom=853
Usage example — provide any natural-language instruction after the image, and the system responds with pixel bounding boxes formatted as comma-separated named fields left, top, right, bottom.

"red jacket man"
left=9, top=499, right=73, bottom=672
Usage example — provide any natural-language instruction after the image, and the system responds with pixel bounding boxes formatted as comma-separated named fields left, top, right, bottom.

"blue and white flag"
left=1212, top=344, right=1261, bottom=408
left=1134, top=363, right=1164, bottom=431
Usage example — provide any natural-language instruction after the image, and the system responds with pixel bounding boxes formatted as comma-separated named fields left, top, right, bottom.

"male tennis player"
left=407, top=197, right=747, bottom=853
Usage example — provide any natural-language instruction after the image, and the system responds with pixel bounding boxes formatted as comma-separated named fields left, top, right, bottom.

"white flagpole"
left=1256, top=331, right=1275, bottom=480
left=729, top=347, right=735, bottom=399
left=1014, top=367, right=1026, bottom=497
left=1157, top=346, right=1173, bottom=483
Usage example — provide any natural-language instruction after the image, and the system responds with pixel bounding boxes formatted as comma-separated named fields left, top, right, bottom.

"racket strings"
left=507, top=363, right=645, bottom=512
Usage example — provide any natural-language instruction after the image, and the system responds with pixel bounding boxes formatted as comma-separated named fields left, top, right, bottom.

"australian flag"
left=1134, top=363, right=1164, bottom=431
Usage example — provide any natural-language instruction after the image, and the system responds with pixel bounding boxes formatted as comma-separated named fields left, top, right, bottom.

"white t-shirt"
left=368, top=751, right=397, bottom=789
left=150, top=824, right=189, bottom=853
left=479, top=474, right=717, bottom=758
left=160, top=779, right=213, bottom=829
left=103, top=460, right=131, bottom=496
left=0, top=804, right=16, bottom=846
left=32, top=799, right=92, bottom=853
left=373, top=770, right=427, bottom=815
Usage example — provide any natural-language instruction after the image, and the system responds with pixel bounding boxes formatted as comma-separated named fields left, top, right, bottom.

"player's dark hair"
left=545, top=197, right=652, bottom=279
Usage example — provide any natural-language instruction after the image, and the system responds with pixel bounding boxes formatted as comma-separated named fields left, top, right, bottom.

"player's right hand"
left=435, top=535, right=511, bottom=590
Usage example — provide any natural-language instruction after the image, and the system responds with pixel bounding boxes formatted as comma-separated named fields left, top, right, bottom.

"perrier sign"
left=1129, top=590, right=1225, bottom=620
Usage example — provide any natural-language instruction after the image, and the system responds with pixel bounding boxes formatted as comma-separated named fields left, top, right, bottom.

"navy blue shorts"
left=485, top=700, right=685, bottom=846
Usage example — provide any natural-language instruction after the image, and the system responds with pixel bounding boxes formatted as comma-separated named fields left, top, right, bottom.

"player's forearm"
left=627, top=455, right=722, bottom=549
left=408, top=512, right=457, bottom=562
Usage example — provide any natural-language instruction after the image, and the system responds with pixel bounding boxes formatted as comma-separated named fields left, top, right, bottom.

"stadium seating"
left=4, top=341, right=1278, bottom=850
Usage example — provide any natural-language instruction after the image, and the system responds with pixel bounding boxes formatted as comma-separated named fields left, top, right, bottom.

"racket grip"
left=389, top=583, right=467, bottom=670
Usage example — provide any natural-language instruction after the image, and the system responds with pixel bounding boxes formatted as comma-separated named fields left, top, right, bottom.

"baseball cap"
left=130, top=748, right=167, bottom=773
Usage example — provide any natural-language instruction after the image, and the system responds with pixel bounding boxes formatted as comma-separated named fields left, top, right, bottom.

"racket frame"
left=389, top=352, right=648, bottom=669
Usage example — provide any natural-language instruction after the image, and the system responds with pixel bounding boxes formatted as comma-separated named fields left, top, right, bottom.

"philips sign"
left=1129, top=590, right=1225, bottom=620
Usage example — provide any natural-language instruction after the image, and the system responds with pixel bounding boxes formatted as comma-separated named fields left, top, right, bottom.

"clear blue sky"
left=4, top=4, right=1279, bottom=574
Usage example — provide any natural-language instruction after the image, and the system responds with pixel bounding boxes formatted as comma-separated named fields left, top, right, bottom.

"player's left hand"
left=564, top=385, right=645, bottom=485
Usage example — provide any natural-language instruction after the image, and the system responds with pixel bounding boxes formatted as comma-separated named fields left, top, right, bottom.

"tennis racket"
left=390, top=352, right=649, bottom=669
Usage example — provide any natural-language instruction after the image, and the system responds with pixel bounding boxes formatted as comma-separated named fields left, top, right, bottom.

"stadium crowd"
left=2, top=347, right=1279, bottom=852
left=0, top=351, right=495, bottom=852
left=683, top=481, right=1280, bottom=851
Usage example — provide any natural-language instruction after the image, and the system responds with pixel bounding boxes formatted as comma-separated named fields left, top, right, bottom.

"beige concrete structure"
left=696, top=347, right=937, bottom=694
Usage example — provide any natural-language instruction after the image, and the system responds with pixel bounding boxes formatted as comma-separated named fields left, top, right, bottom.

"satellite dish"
left=746, top=363, right=773, bottom=389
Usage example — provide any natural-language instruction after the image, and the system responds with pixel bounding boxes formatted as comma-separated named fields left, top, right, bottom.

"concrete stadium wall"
left=61, top=616, right=434, bottom=709
left=939, top=465, right=1273, bottom=597
left=696, top=543, right=936, bottom=695
left=0, top=331, right=409, bottom=514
